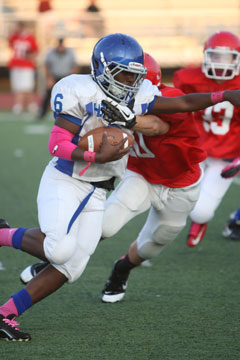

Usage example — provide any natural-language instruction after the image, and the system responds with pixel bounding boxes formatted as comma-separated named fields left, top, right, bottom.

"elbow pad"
left=48, top=125, right=77, bottom=161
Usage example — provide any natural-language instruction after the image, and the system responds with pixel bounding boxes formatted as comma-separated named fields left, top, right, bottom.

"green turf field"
left=0, top=111, right=240, bottom=359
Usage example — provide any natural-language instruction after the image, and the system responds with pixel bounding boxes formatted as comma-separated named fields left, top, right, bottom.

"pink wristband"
left=83, top=151, right=96, bottom=162
left=210, top=91, right=224, bottom=104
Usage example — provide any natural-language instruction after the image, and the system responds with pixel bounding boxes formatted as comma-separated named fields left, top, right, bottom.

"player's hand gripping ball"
left=78, top=126, right=134, bottom=152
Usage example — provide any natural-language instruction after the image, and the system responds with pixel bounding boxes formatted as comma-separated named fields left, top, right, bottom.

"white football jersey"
left=50, top=74, right=160, bottom=182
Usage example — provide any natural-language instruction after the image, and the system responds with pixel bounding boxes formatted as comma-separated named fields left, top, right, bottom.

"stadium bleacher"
left=0, top=0, right=239, bottom=99
left=1, top=0, right=240, bottom=67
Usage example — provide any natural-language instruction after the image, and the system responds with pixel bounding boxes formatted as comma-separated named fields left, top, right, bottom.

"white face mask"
left=202, top=47, right=240, bottom=80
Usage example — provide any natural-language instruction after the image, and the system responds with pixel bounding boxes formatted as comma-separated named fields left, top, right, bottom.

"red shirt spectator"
left=8, top=22, right=38, bottom=69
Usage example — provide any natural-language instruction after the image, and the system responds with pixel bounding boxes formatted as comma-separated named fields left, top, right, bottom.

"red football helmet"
left=202, top=31, right=240, bottom=80
left=144, top=53, right=161, bottom=86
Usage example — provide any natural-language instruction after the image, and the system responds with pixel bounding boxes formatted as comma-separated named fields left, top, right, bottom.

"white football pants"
left=102, top=169, right=202, bottom=259
left=190, top=157, right=234, bottom=224
left=37, top=163, right=106, bottom=282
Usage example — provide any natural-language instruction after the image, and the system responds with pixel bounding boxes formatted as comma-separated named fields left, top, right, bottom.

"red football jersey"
left=8, top=31, right=38, bottom=69
left=173, top=66, right=240, bottom=158
left=127, top=85, right=207, bottom=187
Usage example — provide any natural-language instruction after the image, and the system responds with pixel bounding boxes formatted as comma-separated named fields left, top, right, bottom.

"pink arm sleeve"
left=48, top=125, right=78, bottom=161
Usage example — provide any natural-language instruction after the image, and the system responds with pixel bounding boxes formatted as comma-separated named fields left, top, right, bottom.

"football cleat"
left=222, top=209, right=240, bottom=240
left=101, top=260, right=129, bottom=303
left=20, top=261, right=49, bottom=285
left=0, top=314, right=31, bottom=342
left=221, top=157, right=240, bottom=179
left=187, top=222, right=208, bottom=247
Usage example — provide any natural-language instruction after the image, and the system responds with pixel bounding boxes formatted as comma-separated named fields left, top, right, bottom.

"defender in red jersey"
left=128, top=84, right=205, bottom=188
left=173, top=31, right=240, bottom=247
left=101, top=54, right=207, bottom=303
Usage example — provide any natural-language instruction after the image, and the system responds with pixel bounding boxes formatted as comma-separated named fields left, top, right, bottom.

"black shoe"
left=0, top=219, right=10, bottom=229
left=0, top=314, right=31, bottom=342
left=19, top=261, right=49, bottom=285
left=101, top=260, right=129, bottom=303
left=222, top=219, right=240, bottom=241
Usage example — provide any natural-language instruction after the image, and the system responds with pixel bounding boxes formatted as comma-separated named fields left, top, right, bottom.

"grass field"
left=0, top=111, right=240, bottom=360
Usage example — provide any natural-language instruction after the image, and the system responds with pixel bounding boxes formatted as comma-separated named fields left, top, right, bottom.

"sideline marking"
left=13, top=148, right=24, bottom=158
left=24, top=124, right=50, bottom=135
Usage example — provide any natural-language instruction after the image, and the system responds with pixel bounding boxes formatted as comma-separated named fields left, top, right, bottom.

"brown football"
left=78, top=126, right=134, bottom=152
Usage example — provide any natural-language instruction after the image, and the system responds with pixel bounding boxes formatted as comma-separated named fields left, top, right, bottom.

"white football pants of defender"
left=102, top=169, right=202, bottom=259
left=37, top=163, right=105, bottom=283
left=190, top=157, right=234, bottom=224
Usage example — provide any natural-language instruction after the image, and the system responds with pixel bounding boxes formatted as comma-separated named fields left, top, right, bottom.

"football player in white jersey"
left=0, top=33, right=166, bottom=342
left=1, top=33, right=240, bottom=341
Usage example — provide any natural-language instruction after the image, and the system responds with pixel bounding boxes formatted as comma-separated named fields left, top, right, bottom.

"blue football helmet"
left=91, top=33, right=146, bottom=104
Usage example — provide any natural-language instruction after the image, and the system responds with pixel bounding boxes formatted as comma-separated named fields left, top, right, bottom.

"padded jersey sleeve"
left=50, top=74, right=99, bottom=125
left=133, top=79, right=161, bottom=115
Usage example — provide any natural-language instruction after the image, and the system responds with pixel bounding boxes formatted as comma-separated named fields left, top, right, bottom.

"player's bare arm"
left=101, top=90, right=240, bottom=127
left=152, top=89, right=240, bottom=113
left=55, top=116, right=80, bottom=133
left=102, top=99, right=169, bottom=135
left=133, top=114, right=169, bottom=136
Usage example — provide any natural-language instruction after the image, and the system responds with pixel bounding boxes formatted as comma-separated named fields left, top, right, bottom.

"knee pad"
left=138, top=224, right=183, bottom=259
left=138, top=241, right=164, bottom=259
left=44, top=234, right=77, bottom=265
left=69, top=257, right=90, bottom=283
left=53, top=248, right=91, bottom=283
left=153, top=223, right=183, bottom=246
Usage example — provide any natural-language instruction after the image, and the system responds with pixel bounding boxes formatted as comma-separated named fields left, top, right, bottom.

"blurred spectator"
left=86, top=0, right=100, bottom=12
left=8, top=21, right=38, bottom=115
left=81, top=0, right=105, bottom=38
left=38, top=38, right=78, bottom=120
left=38, top=0, right=52, bottom=13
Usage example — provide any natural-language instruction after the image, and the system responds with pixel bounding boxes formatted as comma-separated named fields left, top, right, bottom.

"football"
left=78, top=126, right=134, bottom=152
